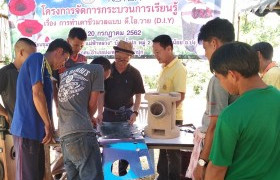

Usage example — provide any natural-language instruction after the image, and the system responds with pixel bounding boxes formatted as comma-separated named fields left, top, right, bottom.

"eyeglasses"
left=115, top=56, right=130, bottom=62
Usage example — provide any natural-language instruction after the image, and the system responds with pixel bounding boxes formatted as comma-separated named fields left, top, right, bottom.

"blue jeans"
left=60, top=132, right=104, bottom=180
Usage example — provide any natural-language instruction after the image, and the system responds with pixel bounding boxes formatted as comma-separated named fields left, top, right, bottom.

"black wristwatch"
left=133, top=111, right=139, bottom=116
left=197, top=158, right=208, bottom=167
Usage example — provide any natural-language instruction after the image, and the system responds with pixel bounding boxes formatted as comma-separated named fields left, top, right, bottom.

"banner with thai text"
left=8, top=0, right=221, bottom=58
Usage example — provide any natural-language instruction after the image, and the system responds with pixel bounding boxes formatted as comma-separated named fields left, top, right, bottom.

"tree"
left=239, top=12, right=280, bottom=47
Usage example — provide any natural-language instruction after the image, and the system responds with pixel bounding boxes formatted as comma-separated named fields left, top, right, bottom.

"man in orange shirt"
left=252, top=42, right=280, bottom=90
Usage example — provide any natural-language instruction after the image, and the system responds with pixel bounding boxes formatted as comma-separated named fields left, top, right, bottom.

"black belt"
left=104, top=107, right=131, bottom=115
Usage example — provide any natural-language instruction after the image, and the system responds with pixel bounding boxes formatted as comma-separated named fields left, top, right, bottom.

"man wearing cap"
left=96, top=40, right=145, bottom=176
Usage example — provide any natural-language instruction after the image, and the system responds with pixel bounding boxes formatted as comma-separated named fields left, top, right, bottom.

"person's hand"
left=42, top=125, right=56, bottom=144
left=96, top=114, right=103, bottom=124
left=128, top=113, right=137, bottom=124
left=3, top=114, right=9, bottom=124
left=91, top=117, right=97, bottom=127
left=1, top=111, right=9, bottom=123
left=193, top=165, right=206, bottom=180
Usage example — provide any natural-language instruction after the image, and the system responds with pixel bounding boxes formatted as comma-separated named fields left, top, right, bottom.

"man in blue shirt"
left=11, top=38, right=72, bottom=180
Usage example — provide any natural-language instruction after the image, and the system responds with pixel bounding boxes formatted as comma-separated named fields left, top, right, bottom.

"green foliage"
left=143, top=75, right=158, bottom=90
left=183, top=59, right=211, bottom=97
left=4, top=56, right=10, bottom=65
left=240, top=14, right=257, bottom=34
left=193, top=85, right=203, bottom=95
left=239, top=13, right=280, bottom=47
left=188, top=71, right=208, bottom=95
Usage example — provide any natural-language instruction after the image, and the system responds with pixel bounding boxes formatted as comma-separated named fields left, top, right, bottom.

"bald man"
left=0, top=38, right=37, bottom=126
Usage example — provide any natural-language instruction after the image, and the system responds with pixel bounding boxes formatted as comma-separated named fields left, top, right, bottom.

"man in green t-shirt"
left=205, top=42, right=280, bottom=180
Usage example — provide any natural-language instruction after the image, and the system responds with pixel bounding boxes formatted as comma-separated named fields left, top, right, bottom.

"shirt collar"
left=261, top=61, right=277, bottom=78
left=162, top=57, right=179, bottom=69
left=11, top=63, right=17, bottom=70
left=112, top=62, right=131, bottom=74
left=70, top=54, right=79, bottom=62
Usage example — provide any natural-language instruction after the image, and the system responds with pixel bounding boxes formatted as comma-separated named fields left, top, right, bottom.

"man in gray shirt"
left=58, top=61, right=107, bottom=180
left=189, top=18, right=238, bottom=180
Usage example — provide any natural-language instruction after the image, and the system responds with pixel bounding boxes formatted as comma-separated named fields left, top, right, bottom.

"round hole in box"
left=150, top=101, right=165, bottom=118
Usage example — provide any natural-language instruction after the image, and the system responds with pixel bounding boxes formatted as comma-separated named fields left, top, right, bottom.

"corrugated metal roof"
left=238, top=0, right=280, bottom=13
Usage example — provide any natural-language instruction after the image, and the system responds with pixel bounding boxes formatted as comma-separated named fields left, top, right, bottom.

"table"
left=144, top=131, right=194, bottom=150
left=97, top=122, right=194, bottom=150
left=44, top=128, right=194, bottom=180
